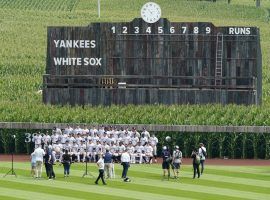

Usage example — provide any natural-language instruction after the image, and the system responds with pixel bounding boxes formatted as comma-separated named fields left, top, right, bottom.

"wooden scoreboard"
left=43, top=4, right=262, bottom=106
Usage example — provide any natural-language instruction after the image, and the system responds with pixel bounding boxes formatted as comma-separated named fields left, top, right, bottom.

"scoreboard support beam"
left=256, top=30, right=262, bottom=105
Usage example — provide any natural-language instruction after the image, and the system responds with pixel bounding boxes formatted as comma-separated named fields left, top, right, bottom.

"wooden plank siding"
left=43, top=18, right=262, bottom=106
left=0, top=122, right=269, bottom=133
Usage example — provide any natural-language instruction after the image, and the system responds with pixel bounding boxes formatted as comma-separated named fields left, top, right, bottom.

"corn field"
left=0, top=129, right=269, bottom=159
left=0, top=0, right=270, bottom=157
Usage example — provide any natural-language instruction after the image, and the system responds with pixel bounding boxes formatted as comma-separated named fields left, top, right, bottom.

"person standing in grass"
left=161, top=146, right=171, bottom=180
left=121, top=149, right=130, bottom=179
left=198, top=143, right=207, bottom=175
left=34, top=145, right=45, bottom=179
left=45, top=146, right=56, bottom=180
left=62, top=150, right=72, bottom=177
left=191, top=149, right=200, bottom=179
left=172, top=146, right=182, bottom=179
left=95, top=154, right=106, bottom=185
left=30, top=150, right=36, bottom=177
left=104, top=149, right=113, bottom=179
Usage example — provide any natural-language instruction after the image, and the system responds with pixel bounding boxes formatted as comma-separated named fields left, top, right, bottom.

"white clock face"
left=141, top=2, right=161, bottom=24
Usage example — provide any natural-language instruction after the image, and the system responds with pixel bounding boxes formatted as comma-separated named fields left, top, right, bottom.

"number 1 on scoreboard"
left=111, top=26, right=116, bottom=34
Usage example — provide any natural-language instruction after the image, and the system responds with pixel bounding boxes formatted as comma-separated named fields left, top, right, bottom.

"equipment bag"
left=195, top=155, right=201, bottom=165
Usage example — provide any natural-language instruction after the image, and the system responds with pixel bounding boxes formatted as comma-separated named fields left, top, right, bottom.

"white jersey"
left=144, top=145, right=153, bottom=154
left=113, top=131, right=119, bottom=139
left=100, top=136, right=108, bottom=143
left=34, top=147, right=45, bottom=162
left=54, top=143, right=63, bottom=153
left=132, top=131, right=140, bottom=138
left=82, top=128, right=89, bottom=135
left=123, top=135, right=131, bottom=145
left=131, top=136, right=139, bottom=146
left=97, top=158, right=104, bottom=170
left=173, top=150, right=182, bottom=164
left=118, top=130, right=125, bottom=138
left=78, top=144, right=86, bottom=153
left=199, top=147, right=207, bottom=161
left=96, top=144, right=103, bottom=154
left=63, top=143, right=72, bottom=152
left=98, top=128, right=105, bottom=136
left=71, top=144, right=79, bottom=153
left=88, top=143, right=96, bottom=152
left=110, top=145, right=117, bottom=154
left=64, top=127, right=73, bottom=135
left=104, top=144, right=110, bottom=153
left=92, top=136, right=99, bottom=144
left=68, top=136, right=75, bottom=144
left=118, top=145, right=126, bottom=153
left=141, top=131, right=150, bottom=138
left=140, top=137, right=148, bottom=146
left=76, top=136, right=83, bottom=144
left=118, top=137, right=124, bottom=144
left=137, top=145, right=145, bottom=153
left=33, top=135, right=42, bottom=145
left=51, top=134, right=59, bottom=144
left=42, top=135, right=51, bottom=144
left=73, top=128, right=82, bottom=135
left=127, top=146, right=135, bottom=154
left=61, top=134, right=68, bottom=144
left=149, top=136, right=158, bottom=146
left=53, top=128, right=62, bottom=135
left=90, top=128, right=98, bottom=136
left=106, top=130, right=112, bottom=137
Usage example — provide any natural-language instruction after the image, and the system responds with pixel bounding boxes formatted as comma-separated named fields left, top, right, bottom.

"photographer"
left=191, top=149, right=200, bottom=179
left=198, top=143, right=207, bottom=175
left=62, top=150, right=72, bottom=177
left=44, top=146, right=56, bottom=180
left=161, top=146, right=171, bottom=180
left=172, top=146, right=182, bottom=179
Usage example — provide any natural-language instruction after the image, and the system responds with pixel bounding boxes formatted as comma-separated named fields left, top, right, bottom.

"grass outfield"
left=0, top=162, right=270, bottom=200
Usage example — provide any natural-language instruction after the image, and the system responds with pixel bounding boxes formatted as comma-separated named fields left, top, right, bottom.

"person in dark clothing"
left=44, top=147, right=50, bottom=178
left=62, top=150, right=72, bottom=177
left=104, top=149, right=113, bottom=179
left=161, top=146, right=171, bottom=180
left=44, top=147, right=55, bottom=180
left=191, top=149, right=200, bottom=179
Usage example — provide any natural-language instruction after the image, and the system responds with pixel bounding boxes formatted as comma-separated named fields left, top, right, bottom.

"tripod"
left=82, top=138, right=95, bottom=178
left=4, top=135, right=17, bottom=177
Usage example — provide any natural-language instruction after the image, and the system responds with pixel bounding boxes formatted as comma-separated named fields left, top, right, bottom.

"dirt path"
left=1, top=154, right=269, bottom=166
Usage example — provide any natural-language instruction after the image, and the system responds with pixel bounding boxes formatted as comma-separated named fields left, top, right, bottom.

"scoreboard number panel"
left=111, top=25, right=212, bottom=35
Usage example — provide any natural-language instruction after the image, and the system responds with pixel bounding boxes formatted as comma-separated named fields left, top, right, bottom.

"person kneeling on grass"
left=95, top=154, right=106, bottom=185
left=191, top=149, right=200, bottom=179
left=62, top=150, right=72, bottom=177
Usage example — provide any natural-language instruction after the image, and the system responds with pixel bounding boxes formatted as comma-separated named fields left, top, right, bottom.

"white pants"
left=35, top=161, right=43, bottom=178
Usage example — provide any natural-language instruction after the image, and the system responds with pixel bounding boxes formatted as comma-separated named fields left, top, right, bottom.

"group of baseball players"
left=31, top=125, right=159, bottom=165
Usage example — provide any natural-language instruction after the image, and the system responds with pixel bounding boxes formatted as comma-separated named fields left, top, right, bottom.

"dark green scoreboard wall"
left=43, top=18, right=262, bottom=105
